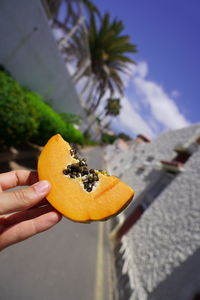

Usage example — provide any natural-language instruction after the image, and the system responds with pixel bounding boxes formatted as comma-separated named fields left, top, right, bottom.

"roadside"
left=80, top=146, right=112, bottom=300
left=0, top=145, right=112, bottom=300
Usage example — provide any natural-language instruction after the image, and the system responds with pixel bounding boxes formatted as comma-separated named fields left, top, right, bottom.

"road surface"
left=0, top=146, right=111, bottom=300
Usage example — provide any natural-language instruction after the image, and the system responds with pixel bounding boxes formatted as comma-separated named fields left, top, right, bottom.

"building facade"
left=104, top=124, right=200, bottom=300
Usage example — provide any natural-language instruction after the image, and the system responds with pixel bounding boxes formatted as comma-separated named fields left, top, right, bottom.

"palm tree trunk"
left=83, top=77, right=99, bottom=111
left=84, top=110, right=105, bottom=135
left=80, top=75, right=91, bottom=96
left=72, top=58, right=91, bottom=83
left=58, top=16, right=86, bottom=49
left=88, top=89, right=105, bottom=115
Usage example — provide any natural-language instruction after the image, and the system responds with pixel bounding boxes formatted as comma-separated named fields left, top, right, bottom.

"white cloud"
left=133, top=62, right=190, bottom=130
left=112, top=96, right=155, bottom=138
left=67, top=60, right=190, bottom=139
left=112, top=61, right=190, bottom=138
left=119, top=62, right=138, bottom=88
left=132, top=61, right=148, bottom=78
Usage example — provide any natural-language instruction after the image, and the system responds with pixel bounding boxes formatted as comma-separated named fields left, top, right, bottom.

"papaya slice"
left=38, top=134, right=134, bottom=222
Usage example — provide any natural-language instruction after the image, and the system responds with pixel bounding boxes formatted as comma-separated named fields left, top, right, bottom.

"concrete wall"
left=150, top=248, right=200, bottom=300
left=122, top=146, right=200, bottom=299
left=105, top=124, right=200, bottom=300
left=0, top=0, right=85, bottom=118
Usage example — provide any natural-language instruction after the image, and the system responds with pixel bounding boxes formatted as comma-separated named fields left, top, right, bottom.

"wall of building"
left=0, top=0, right=85, bottom=119
left=123, top=146, right=200, bottom=299
left=149, top=248, right=200, bottom=300
left=105, top=124, right=200, bottom=300
left=105, top=124, right=200, bottom=218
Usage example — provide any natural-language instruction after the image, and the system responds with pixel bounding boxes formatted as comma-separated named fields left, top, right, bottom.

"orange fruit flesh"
left=38, top=134, right=134, bottom=222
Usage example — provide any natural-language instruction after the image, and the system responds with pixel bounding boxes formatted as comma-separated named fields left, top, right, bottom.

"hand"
left=0, top=170, right=62, bottom=251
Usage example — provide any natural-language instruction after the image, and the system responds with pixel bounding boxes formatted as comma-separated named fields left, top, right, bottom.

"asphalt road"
left=0, top=146, right=111, bottom=300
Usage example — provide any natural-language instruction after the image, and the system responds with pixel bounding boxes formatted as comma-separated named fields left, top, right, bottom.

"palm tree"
left=44, top=0, right=99, bottom=88
left=85, top=13, right=137, bottom=114
left=44, top=0, right=100, bottom=21
left=84, top=97, right=122, bottom=135
left=105, top=98, right=122, bottom=117
left=44, top=0, right=137, bottom=117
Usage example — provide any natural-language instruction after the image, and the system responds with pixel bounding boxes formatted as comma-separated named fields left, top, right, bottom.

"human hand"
left=0, top=170, right=62, bottom=251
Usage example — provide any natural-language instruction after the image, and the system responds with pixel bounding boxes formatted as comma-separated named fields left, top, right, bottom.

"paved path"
left=0, top=146, right=111, bottom=300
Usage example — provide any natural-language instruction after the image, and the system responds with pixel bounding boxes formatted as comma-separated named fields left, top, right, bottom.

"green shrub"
left=101, top=132, right=118, bottom=144
left=0, top=71, right=39, bottom=148
left=82, top=131, right=100, bottom=146
left=24, top=90, right=67, bottom=145
left=24, top=90, right=84, bottom=145
left=59, top=112, right=81, bottom=125
left=0, top=70, right=84, bottom=148
left=118, top=132, right=131, bottom=141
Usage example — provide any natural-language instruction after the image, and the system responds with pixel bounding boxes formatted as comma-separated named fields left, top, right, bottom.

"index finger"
left=0, top=171, right=38, bottom=191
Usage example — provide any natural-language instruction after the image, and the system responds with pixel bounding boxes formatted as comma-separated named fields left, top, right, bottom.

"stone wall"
left=105, top=124, right=200, bottom=300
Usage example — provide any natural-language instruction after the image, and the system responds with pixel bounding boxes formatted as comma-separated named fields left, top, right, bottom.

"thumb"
left=0, top=181, right=51, bottom=215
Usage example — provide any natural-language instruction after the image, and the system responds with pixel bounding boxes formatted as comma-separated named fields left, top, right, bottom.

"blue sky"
left=92, top=0, right=200, bottom=138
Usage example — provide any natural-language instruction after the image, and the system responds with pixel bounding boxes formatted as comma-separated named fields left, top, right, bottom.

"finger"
left=0, top=181, right=51, bottom=215
left=33, top=198, right=49, bottom=208
left=0, top=204, right=54, bottom=230
left=0, top=170, right=38, bottom=191
left=0, top=211, right=62, bottom=251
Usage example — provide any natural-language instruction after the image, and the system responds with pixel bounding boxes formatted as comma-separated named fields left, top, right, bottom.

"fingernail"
left=33, top=180, right=50, bottom=194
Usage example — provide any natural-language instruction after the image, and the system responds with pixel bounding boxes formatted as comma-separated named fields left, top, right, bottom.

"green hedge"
left=59, top=112, right=81, bottom=125
left=0, top=71, right=39, bottom=147
left=101, top=132, right=118, bottom=144
left=0, top=70, right=84, bottom=148
left=25, top=90, right=84, bottom=145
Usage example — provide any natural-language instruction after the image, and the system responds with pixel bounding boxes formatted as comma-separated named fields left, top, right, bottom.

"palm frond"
left=82, top=0, right=101, bottom=19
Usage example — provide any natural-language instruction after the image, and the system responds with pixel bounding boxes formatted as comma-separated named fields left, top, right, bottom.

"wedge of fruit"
left=38, top=134, right=134, bottom=222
